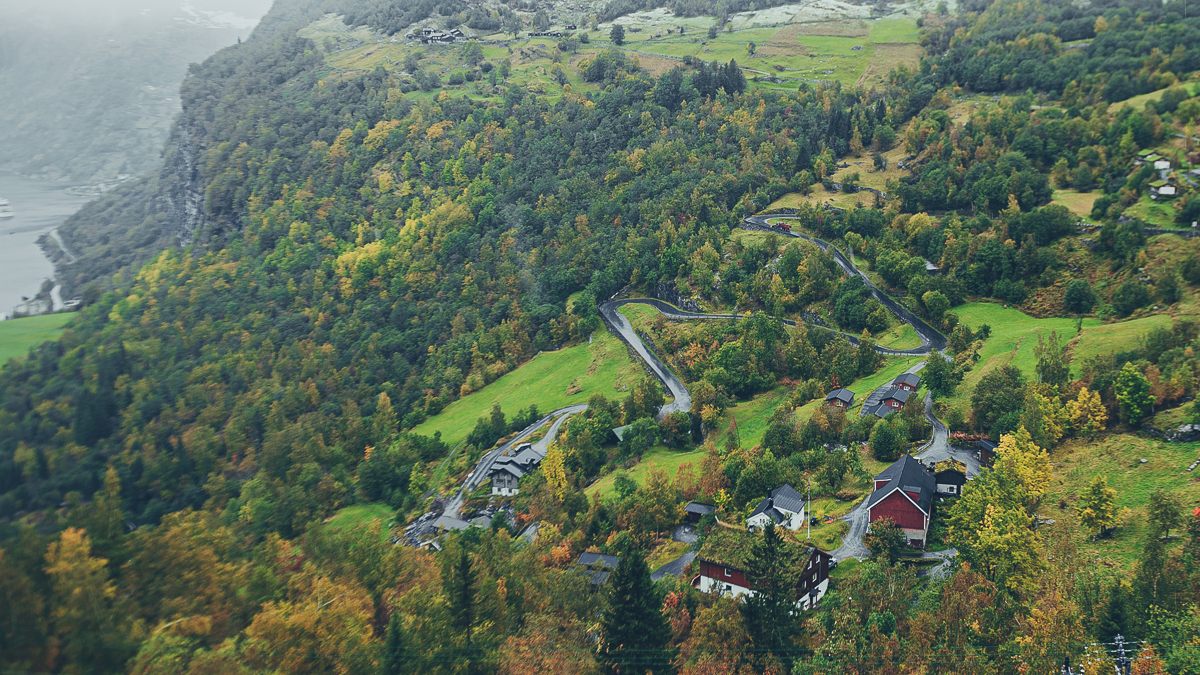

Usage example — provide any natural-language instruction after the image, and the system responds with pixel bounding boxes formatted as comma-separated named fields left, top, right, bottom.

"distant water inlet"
left=0, top=172, right=89, bottom=320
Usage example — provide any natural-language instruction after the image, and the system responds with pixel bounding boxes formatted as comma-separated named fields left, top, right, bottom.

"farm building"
left=865, top=454, right=935, bottom=548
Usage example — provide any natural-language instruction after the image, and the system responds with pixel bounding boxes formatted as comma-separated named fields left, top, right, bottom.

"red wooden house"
left=693, top=527, right=832, bottom=610
left=865, top=454, right=935, bottom=548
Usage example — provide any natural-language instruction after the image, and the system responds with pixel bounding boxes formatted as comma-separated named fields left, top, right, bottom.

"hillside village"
left=4, top=0, right=1200, bottom=672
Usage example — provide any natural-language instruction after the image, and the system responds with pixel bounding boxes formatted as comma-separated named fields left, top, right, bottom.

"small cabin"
left=824, top=388, right=855, bottom=409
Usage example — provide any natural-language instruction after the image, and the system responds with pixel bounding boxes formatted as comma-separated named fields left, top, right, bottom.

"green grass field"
left=1052, top=189, right=1101, bottom=219
left=586, top=446, right=706, bottom=499
left=412, top=327, right=640, bottom=447
left=1106, top=82, right=1200, bottom=115
left=875, top=323, right=921, bottom=350
left=1042, top=434, right=1200, bottom=570
left=0, top=313, right=74, bottom=365
left=939, top=302, right=1101, bottom=413
left=1071, top=313, right=1176, bottom=367
left=325, top=504, right=395, bottom=540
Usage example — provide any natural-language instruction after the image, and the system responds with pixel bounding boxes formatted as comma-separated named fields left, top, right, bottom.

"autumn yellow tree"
left=1067, top=386, right=1107, bottom=438
left=1077, top=475, right=1121, bottom=538
left=45, top=528, right=140, bottom=674
left=542, top=442, right=569, bottom=503
left=994, top=426, right=1051, bottom=511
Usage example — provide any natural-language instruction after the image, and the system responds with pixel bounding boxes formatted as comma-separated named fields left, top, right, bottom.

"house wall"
left=697, top=559, right=753, bottom=597
left=936, top=483, right=959, bottom=495
left=746, top=513, right=775, bottom=531
left=869, top=491, right=927, bottom=531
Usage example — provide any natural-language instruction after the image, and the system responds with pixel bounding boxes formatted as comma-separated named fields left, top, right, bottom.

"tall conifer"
left=599, top=548, right=674, bottom=674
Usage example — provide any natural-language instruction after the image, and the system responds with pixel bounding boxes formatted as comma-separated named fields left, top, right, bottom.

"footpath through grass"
left=412, top=327, right=641, bottom=447
left=0, top=313, right=74, bottom=365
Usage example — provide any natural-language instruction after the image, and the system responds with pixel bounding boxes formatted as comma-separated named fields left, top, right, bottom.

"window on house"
left=724, top=567, right=732, bottom=577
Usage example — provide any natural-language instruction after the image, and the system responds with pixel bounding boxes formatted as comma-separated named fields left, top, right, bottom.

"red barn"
left=866, top=454, right=935, bottom=548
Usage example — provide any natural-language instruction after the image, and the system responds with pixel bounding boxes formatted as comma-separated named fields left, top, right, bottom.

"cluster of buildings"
left=488, top=442, right=545, bottom=496
left=405, top=27, right=469, bottom=43
left=823, top=372, right=921, bottom=419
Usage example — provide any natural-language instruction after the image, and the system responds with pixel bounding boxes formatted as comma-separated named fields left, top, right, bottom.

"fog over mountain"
left=0, top=0, right=273, bottom=184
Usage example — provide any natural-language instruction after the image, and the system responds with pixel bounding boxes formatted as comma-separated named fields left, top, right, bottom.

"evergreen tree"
left=610, top=24, right=625, bottom=45
left=382, top=611, right=408, bottom=675
left=445, top=549, right=478, bottom=664
left=599, top=548, right=673, bottom=674
left=740, top=523, right=800, bottom=671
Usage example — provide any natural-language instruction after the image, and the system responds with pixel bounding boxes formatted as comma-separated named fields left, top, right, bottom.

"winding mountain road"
left=411, top=213, right=952, bottom=548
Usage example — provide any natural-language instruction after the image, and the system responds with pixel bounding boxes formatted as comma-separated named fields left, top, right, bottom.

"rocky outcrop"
left=160, top=126, right=207, bottom=247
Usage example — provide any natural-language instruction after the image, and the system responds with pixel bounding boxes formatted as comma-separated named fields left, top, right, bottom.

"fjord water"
left=0, top=173, right=88, bottom=320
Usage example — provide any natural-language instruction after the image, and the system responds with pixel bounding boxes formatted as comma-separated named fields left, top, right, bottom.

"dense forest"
left=4, top=0, right=1200, bottom=672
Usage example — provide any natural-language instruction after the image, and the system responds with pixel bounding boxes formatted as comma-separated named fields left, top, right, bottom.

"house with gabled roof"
left=746, top=485, right=806, bottom=532
left=693, top=527, right=831, bottom=609
left=880, top=386, right=914, bottom=412
left=825, top=388, right=855, bottom=409
left=865, top=454, right=936, bottom=548
left=893, top=373, right=921, bottom=392
left=489, top=442, right=543, bottom=496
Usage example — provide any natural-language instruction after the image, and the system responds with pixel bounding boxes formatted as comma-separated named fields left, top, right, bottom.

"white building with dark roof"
left=746, top=485, right=806, bottom=532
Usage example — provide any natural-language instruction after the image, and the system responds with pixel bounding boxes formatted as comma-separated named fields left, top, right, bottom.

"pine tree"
left=599, top=548, right=673, bottom=674
left=382, top=611, right=408, bottom=675
left=445, top=549, right=478, bottom=665
left=740, top=523, right=800, bottom=671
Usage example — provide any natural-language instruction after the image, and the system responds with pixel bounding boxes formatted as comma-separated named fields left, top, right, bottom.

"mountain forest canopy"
left=4, top=0, right=1200, bottom=673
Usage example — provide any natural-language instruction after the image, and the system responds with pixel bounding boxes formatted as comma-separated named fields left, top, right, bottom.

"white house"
left=746, top=484, right=806, bottom=531
left=1154, top=159, right=1171, bottom=171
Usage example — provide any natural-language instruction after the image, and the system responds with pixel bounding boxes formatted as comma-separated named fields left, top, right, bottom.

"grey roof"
left=769, top=484, right=805, bottom=514
left=491, top=463, right=525, bottom=479
left=866, top=455, right=935, bottom=515
left=611, top=424, right=632, bottom=442
left=684, top=502, right=716, bottom=515
left=894, top=373, right=921, bottom=388
left=748, top=500, right=787, bottom=524
left=924, top=260, right=940, bottom=272
left=864, top=403, right=893, bottom=419
left=882, top=387, right=913, bottom=404
left=577, top=552, right=620, bottom=585
left=825, top=388, right=855, bottom=404
left=748, top=485, right=806, bottom=525
left=977, top=439, right=998, bottom=451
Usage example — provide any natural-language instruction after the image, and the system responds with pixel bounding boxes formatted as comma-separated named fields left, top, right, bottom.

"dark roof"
left=825, top=388, right=855, bottom=403
left=769, top=485, right=805, bottom=514
left=685, top=502, right=716, bottom=515
left=934, top=469, right=967, bottom=485
left=977, top=439, right=998, bottom=451
left=882, top=387, right=913, bottom=404
left=577, top=552, right=620, bottom=585
left=491, top=464, right=524, bottom=478
left=867, top=454, right=935, bottom=515
left=864, top=403, right=892, bottom=419
left=748, top=500, right=787, bottom=525
left=894, top=373, right=921, bottom=387
left=578, top=551, right=620, bottom=568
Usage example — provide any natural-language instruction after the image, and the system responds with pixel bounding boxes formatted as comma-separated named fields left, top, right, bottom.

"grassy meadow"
left=1042, top=433, right=1200, bottom=570
left=586, top=446, right=706, bottom=499
left=412, top=326, right=640, bottom=447
left=0, top=313, right=75, bottom=365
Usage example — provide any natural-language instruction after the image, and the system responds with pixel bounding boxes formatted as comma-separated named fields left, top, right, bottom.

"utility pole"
left=807, top=473, right=811, bottom=540
left=1113, top=635, right=1131, bottom=675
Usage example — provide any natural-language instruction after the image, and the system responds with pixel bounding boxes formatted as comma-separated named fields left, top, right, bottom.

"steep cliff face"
left=160, top=126, right=208, bottom=248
